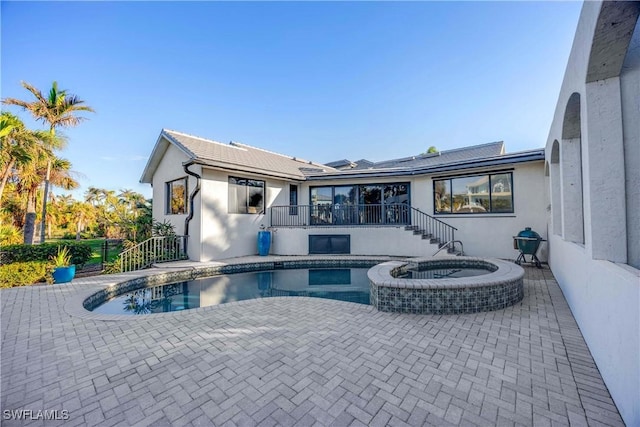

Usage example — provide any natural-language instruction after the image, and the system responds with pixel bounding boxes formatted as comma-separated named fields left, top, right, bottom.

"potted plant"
left=50, top=246, right=75, bottom=284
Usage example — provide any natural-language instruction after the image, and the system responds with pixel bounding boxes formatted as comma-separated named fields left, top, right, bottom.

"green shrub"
left=0, top=242, right=92, bottom=268
left=103, top=260, right=122, bottom=274
left=0, top=261, right=51, bottom=288
left=0, top=224, right=22, bottom=246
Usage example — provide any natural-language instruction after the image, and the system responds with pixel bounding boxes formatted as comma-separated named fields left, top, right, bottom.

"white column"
left=585, top=77, right=627, bottom=262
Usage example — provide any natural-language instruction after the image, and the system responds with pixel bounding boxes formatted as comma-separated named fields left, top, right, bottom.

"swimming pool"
left=91, top=266, right=371, bottom=315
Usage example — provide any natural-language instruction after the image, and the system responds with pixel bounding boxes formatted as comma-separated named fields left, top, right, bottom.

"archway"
left=561, top=93, right=584, bottom=244
left=550, top=140, right=562, bottom=236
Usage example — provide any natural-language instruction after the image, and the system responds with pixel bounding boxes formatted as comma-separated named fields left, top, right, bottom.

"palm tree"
left=117, top=189, right=148, bottom=241
left=101, top=189, right=117, bottom=209
left=55, top=194, right=75, bottom=231
left=100, top=189, right=120, bottom=237
left=57, top=194, right=75, bottom=206
left=84, top=186, right=102, bottom=207
left=3, top=82, right=94, bottom=137
left=45, top=193, right=72, bottom=240
left=0, top=112, right=58, bottom=201
left=16, top=155, right=78, bottom=244
left=3, top=81, right=94, bottom=243
left=69, top=201, right=95, bottom=240
left=118, top=189, right=146, bottom=207
left=14, top=148, right=48, bottom=243
left=134, top=198, right=153, bottom=241
left=0, top=183, right=25, bottom=229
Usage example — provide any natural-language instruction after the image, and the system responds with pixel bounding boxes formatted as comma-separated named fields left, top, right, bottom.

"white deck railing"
left=119, top=236, right=188, bottom=273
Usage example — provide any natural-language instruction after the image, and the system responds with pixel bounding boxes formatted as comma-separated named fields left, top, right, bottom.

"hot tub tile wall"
left=368, top=257, right=524, bottom=314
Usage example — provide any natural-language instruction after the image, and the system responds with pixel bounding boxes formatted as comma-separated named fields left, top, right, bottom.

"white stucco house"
left=140, top=130, right=546, bottom=262
left=140, top=1, right=639, bottom=424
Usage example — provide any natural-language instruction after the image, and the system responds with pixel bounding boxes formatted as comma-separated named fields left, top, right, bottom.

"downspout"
left=183, top=161, right=202, bottom=253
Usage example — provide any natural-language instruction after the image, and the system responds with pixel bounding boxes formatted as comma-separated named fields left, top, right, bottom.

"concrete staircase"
left=403, top=208, right=464, bottom=256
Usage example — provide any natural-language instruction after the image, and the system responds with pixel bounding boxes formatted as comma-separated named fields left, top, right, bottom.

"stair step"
left=404, top=224, right=458, bottom=251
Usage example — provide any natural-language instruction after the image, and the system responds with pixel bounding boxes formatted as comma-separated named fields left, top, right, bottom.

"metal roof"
left=347, top=141, right=505, bottom=170
left=306, top=149, right=545, bottom=180
left=141, top=130, right=543, bottom=184
left=140, top=129, right=338, bottom=183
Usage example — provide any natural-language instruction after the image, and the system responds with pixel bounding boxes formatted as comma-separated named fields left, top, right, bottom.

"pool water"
left=92, top=268, right=370, bottom=315
left=398, top=267, right=490, bottom=280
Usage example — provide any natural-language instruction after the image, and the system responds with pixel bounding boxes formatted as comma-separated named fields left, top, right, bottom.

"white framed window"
left=434, top=172, right=514, bottom=214
left=228, top=176, right=265, bottom=214
left=166, top=178, right=187, bottom=215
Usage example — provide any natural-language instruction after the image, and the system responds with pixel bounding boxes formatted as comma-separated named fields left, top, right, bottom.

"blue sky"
left=2, top=1, right=582, bottom=200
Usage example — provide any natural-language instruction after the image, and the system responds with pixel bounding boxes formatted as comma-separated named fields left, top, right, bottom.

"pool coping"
left=63, top=255, right=402, bottom=321
left=367, top=256, right=523, bottom=289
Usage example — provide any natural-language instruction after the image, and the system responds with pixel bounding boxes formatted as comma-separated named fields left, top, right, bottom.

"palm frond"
left=2, top=97, right=32, bottom=110
left=0, top=113, right=20, bottom=140
left=54, top=116, right=83, bottom=128
left=20, top=81, right=48, bottom=104
left=48, top=81, right=65, bottom=105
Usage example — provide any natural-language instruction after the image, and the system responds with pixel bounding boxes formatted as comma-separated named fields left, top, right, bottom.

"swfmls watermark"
left=2, top=409, right=70, bottom=421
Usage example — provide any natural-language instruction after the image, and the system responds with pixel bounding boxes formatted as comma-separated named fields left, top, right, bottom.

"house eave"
left=192, top=159, right=307, bottom=182
left=140, top=130, right=196, bottom=184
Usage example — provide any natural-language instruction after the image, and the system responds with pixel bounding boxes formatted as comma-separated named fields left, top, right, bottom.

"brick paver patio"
left=0, top=257, right=624, bottom=426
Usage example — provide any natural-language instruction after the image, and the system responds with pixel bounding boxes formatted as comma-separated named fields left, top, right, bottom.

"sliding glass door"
left=310, top=182, right=410, bottom=226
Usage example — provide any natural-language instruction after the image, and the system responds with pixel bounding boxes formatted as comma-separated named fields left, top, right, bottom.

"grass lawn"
left=47, top=238, right=123, bottom=266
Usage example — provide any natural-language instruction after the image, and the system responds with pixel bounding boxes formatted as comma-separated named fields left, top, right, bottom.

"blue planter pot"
left=257, top=231, right=271, bottom=256
left=52, top=265, right=76, bottom=284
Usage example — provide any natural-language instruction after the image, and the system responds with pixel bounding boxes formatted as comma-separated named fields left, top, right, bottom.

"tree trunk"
left=23, top=189, right=37, bottom=244
left=0, top=158, right=15, bottom=202
left=76, top=220, right=83, bottom=240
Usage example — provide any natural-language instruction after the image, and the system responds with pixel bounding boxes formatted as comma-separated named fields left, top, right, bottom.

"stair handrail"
left=119, top=235, right=188, bottom=273
left=409, top=207, right=457, bottom=247
left=432, top=240, right=465, bottom=257
left=410, top=207, right=458, bottom=229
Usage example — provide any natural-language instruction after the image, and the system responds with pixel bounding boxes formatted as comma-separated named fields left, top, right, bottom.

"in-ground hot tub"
left=368, top=257, right=524, bottom=314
